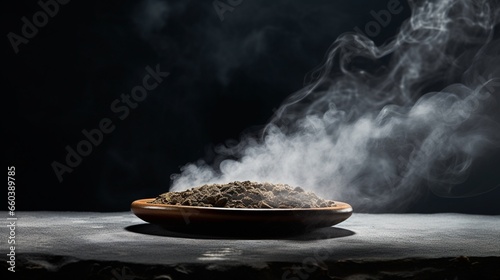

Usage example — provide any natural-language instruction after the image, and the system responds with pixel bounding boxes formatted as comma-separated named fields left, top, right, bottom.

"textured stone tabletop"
left=6, top=212, right=500, bottom=266
left=3, top=212, right=500, bottom=279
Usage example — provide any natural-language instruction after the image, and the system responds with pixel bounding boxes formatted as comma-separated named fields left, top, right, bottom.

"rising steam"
left=171, top=0, right=500, bottom=212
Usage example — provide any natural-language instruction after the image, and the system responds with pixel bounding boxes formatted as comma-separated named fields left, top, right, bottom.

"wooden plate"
left=131, top=198, right=352, bottom=235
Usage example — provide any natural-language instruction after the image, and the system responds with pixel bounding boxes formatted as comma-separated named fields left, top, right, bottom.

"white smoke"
left=133, top=0, right=170, bottom=39
left=170, top=0, right=500, bottom=212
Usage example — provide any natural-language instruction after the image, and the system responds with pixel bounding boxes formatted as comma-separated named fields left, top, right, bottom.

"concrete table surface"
left=3, top=212, right=500, bottom=279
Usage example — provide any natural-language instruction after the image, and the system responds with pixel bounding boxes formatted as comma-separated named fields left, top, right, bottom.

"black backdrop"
left=4, top=0, right=500, bottom=213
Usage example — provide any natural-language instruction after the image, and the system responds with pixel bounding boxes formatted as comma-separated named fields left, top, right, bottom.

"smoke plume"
left=171, top=0, right=500, bottom=212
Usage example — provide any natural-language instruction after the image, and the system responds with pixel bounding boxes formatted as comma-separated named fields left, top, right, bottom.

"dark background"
left=4, top=0, right=500, bottom=213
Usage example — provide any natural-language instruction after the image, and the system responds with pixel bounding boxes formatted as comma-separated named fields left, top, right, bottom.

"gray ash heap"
left=150, top=181, right=336, bottom=208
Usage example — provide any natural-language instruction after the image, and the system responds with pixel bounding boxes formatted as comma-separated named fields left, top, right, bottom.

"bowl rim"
left=132, top=198, right=353, bottom=213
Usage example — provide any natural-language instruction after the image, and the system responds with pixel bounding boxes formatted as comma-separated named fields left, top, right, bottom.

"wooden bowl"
left=131, top=198, right=352, bottom=235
